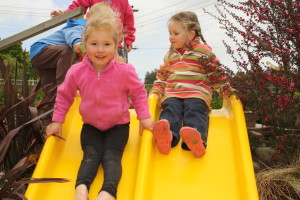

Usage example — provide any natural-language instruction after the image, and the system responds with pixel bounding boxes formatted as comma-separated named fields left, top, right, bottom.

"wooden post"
left=0, top=7, right=84, bottom=51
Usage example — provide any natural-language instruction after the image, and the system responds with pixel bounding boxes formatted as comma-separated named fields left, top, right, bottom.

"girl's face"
left=85, top=29, right=117, bottom=71
left=168, top=20, right=195, bottom=49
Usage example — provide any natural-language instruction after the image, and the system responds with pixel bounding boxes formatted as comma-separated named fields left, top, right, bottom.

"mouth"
left=96, top=55, right=105, bottom=59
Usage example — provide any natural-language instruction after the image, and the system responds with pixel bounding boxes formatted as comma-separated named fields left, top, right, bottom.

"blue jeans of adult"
left=76, top=123, right=129, bottom=198
left=160, top=97, right=209, bottom=150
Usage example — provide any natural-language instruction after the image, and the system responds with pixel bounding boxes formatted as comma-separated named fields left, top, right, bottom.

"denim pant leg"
left=183, top=98, right=209, bottom=148
left=160, top=98, right=184, bottom=147
left=100, top=123, right=129, bottom=198
left=76, top=124, right=104, bottom=190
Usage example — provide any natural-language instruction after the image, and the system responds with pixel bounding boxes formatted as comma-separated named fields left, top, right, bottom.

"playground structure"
left=0, top=8, right=259, bottom=200
left=25, top=94, right=259, bottom=200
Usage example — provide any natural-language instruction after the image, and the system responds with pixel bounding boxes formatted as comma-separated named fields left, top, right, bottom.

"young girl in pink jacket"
left=46, top=5, right=153, bottom=200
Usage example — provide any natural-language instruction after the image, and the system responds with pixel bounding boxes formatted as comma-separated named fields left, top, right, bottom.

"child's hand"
left=125, top=44, right=132, bottom=53
left=50, top=10, right=64, bottom=18
left=139, top=118, right=155, bottom=135
left=74, top=42, right=85, bottom=62
left=45, top=122, right=63, bottom=140
left=73, top=42, right=84, bottom=53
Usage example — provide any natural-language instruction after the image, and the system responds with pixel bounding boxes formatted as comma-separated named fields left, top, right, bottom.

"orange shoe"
left=152, top=119, right=172, bottom=154
left=180, top=127, right=206, bottom=158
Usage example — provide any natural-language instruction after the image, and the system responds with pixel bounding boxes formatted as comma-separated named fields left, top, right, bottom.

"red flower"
left=240, top=31, right=246, bottom=37
left=290, top=82, right=295, bottom=87
left=276, top=150, right=281, bottom=154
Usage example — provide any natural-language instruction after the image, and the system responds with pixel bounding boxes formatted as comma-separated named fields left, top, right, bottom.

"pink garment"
left=52, top=56, right=150, bottom=131
left=64, top=0, right=135, bottom=46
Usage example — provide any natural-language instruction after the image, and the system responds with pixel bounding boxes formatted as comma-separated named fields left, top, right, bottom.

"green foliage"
left=210, top=91, right=223, bottom=109
left=0, top=43, right=23, bottom=63
left=0, top=43, right=37, bottom=81
left=144, top=68, right=158, bottom=85
left=144, top=84, right=152, bottom=93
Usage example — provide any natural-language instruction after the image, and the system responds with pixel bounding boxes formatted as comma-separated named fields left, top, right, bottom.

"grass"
left=256, top=155, right=300, bottom=200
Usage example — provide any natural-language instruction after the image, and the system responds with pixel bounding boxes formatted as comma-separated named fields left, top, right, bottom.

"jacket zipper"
left=174, top=49, right=184, bottom=61
left=97, top=71, right=101, bottom=79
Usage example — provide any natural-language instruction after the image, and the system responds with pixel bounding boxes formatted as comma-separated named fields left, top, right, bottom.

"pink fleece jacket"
left=52, top=56, right=150, bottom=131
left=64, top=0, right=136, bottom=46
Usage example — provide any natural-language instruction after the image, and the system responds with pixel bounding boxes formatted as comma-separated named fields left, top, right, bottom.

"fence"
left=0, top=79, right=38, bottom=86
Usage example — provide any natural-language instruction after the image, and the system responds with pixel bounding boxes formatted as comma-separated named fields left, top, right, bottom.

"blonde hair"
left=87, top=2, right=119, bottom=22
left=82, top=3, right=124, bottom=62
left=169, top=11, right=206, bottom=44
left=164, top=11, right=207, bottom=66
left=83, top=18, right=123, bottom=46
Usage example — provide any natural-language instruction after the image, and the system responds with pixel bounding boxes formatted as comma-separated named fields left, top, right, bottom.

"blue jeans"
left=76, top=123, right=129, bottom=198
left=160, top=98, right=209, bottom=149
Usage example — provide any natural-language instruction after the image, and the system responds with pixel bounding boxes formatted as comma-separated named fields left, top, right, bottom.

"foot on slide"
left=152, top=119, right=172, bottom=155
left=180, top=127, right=206, bottom=158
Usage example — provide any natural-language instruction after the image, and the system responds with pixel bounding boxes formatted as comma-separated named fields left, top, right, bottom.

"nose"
left=97, top=45, right=104, bottom=52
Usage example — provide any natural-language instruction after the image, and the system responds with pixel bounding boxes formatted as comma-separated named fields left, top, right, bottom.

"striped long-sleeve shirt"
left=150, top=37, right=236, bottom=107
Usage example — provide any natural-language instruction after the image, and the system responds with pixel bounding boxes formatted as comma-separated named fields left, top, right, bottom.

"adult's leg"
left=100, top=123, right=129, bottom=198
left=32, top=45, right=75, bottom=93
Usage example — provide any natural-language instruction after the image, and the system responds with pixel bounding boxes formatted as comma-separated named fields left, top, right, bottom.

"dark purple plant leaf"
left=0, top=88, right=50, bottom=122
left=36, top=85, right=57, bottom=109
left=22, top=50, right=29, bottom=99
left=13, top=192, right=28, bottom=200
left=1, top=177, right=69, bottom=198
left=0, top=108, right=54, bottom=163
left=0, top=155, right=37, bottom=186
left=28, top=80, right=42, bottom=106
left=28, top=106, right=44, bottom=144
left=11, top=154, right=39, bottom=171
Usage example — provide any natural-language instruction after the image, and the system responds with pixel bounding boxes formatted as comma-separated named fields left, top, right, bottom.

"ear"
left=189, top=30, right=196, bottom=40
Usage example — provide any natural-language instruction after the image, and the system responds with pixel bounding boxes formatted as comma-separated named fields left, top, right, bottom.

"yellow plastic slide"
left=25, top=94, right=259, bottom=200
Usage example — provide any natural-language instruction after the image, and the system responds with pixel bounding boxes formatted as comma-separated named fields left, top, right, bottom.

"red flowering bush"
left=208, top=0, right=300, bottom=168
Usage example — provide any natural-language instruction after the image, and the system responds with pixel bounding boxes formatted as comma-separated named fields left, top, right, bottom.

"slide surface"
left=25, top=95, right=258, bottom=200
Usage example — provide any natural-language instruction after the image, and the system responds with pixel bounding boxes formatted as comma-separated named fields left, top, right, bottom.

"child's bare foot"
left=95, top=191, right=115, bottom=200
left=152, top=119, right=172, bottom=154
left=180, top=127, right=206, bottom=158
left=74, top=184, right=89, bottom=200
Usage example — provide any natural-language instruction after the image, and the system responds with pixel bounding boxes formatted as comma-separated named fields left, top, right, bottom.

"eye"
left=104, top=42, right=111, bottom=46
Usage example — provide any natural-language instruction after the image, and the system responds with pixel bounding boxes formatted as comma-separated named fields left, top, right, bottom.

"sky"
left=0, top=0, right=238, bottom=81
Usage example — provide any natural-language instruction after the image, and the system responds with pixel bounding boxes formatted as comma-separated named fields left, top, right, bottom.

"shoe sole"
left=180, top=127, right=206, bottom=158
left=152, top=119, right=172, bottom=154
